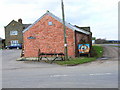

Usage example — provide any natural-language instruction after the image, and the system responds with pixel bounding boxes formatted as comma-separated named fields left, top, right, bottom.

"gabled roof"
left=5, top=20, right=19, bottom=28
left=23, top=11, right=90, bottom=35
left=5, top=19, right=31, bottom=29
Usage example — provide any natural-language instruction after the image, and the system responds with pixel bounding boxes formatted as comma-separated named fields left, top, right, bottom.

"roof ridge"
left=22, top=11, right=90, bottom=34
left=23, top=12, right=48, bottom=33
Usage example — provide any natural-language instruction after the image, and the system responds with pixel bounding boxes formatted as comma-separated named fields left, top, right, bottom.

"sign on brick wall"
left=78, top=44, right=90, bottom=53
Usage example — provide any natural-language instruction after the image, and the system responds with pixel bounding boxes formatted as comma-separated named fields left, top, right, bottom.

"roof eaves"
left=73, top=26, right=90, bottom=34
left=47, top=12, right=90, bottom=35
left=5, top=20, right=17, bottom=28
left=47, top=12, right=75, bottom=30
left=22, top=13, right=48, bottom=33
left=23, top=11, right=90, bottom=35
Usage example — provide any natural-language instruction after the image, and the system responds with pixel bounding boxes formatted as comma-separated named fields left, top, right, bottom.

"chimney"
left=18, top=18, right=22, bottom=24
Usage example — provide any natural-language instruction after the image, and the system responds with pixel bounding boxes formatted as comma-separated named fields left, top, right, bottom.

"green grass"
left=116, top=46, right=120, bottom=48
left=54, top=57, right=96, bottom=65
left=54, top=45, right=103, bottom=66
left=91, top=45, right=103, bottom=58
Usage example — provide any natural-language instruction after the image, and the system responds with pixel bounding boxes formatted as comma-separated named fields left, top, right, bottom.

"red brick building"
left=23, top=11, right=92, bottom=58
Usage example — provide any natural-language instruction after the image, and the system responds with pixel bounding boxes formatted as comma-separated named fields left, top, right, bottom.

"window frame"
left=10, top=40, right=19, bottom=46
left=48, top=21, right=53, bottom=26
left=10, top=31, right=18, bottom=35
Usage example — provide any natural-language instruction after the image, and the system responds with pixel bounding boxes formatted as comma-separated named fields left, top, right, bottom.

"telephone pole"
left=61, top=0, right=68, bottom=60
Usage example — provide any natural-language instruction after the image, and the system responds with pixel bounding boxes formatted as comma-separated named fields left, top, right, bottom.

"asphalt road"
left=2, top=45, right=119, bottom=88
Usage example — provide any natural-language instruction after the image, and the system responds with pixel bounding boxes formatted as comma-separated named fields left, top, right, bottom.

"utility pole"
left=61, top=0, right=68, bottom=60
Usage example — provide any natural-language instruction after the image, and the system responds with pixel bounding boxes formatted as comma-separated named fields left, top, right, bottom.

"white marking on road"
left=106, top=73, right=112, bottom=75
left=50, top=75, right=68, bottom=77
left=89, top=73, right=112, bottom=76
left=67, top=67, right=76, bottom=68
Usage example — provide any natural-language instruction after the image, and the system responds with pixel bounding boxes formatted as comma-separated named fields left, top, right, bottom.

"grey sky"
left=0, top=0, right=119, bottom=40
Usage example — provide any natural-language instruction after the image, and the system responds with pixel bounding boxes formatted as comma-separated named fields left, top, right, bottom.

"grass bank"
left=54, top=45, right=103, bottom=66
left=91, top=45, right=103, bottom=58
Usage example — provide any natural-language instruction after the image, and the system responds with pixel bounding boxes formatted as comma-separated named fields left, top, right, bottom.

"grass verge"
left=54, top=45, right=103, bottom=66
left=91, top=45, right=103, bottom=58
left=54, top=57, right=96, bottom=65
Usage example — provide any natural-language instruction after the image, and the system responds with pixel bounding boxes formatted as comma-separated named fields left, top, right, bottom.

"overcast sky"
left=0, top=0, right=119, bottom=40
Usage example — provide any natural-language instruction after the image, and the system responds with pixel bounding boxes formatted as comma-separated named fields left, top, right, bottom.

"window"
left=10, top=40, right=18, bottom=46
left=27, top=36, right=36, bottom=39
left=10, top=31, right=18, bottom=35
left=48, top=21, right=53, bottom=25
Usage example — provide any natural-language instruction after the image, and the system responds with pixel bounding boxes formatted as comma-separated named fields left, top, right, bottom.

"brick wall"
left=23, top=14, right=75, bottom=58
left=75, top=31, right=90, bottom=57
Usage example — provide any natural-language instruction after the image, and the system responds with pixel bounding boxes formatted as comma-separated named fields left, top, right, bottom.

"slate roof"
left=23, top=24, right=31, bottom=29
left=74, top=25, right=91, bottom=32
left=23, top=11, right=91, bottom=35
left=5, top=20, right=31, bottom=29
left=4, top=20, right=18, bottom=28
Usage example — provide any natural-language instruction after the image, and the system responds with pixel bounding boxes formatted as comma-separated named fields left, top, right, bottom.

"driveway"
left=102, top=44, right=119, bottom=59
left=2, top=45, right=118, bottom=88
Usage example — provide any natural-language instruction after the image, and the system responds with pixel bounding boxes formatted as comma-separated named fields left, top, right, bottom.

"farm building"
left=4, top=19, right=31, bottom=48
left=23, top=11, right=92, bottom=58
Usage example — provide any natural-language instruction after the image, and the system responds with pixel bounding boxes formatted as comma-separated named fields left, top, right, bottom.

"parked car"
left=5, top=44, right=22, bottom=49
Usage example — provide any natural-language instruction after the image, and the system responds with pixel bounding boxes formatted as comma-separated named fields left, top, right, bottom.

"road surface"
left=2, top=45, right=119, bottom=88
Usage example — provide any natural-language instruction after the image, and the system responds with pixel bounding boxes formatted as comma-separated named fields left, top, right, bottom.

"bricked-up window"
left=10, top=31, right=18, bottom=35
left=48, top=21, right=53, bottom=25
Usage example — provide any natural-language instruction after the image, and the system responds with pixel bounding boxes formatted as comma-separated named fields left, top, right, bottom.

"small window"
left=48, top=21, right=53, bottom=25
left=27, top=36, right=36, bottom=39
left=10, top=40, right=18, bottom=46
left=10, top=31, right=18, bottom=35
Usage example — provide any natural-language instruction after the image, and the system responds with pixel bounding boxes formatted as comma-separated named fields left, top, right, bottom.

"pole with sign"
left=61, top=0, right=68, bottom=60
